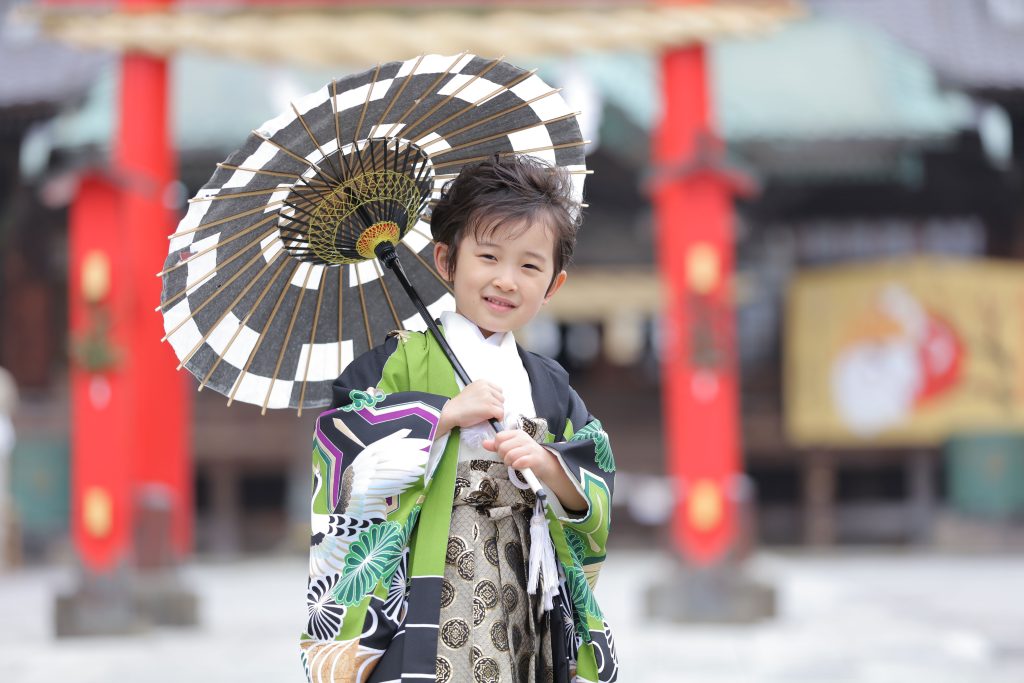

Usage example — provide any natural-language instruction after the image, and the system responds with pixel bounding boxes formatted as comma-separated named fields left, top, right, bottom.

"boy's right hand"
left=437, top=380, right=504, bottom=436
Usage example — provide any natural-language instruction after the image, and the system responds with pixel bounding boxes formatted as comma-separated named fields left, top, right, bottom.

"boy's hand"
left=483, top=430, right=555, bottom=480
left=437, top=380, right=504, bottom=435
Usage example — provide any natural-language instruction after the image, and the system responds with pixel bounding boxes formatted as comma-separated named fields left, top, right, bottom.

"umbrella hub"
left=278, top=138, right=433, bottom=266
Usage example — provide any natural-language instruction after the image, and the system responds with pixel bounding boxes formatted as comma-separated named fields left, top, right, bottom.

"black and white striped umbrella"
left=159, top=53, right=588, bottom=414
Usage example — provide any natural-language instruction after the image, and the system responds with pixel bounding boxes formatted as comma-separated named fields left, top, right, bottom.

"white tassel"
left=527, top=497, right=559, bottom=612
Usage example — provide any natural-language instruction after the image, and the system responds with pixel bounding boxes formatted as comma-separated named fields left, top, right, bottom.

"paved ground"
left=2, top=549, right=1023, bottom=682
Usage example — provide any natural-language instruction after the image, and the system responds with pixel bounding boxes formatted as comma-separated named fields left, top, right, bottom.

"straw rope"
left=22, top=2, right=803, bottom=64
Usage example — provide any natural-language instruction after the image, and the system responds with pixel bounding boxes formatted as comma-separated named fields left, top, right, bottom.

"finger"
left=482, top=438, right=496, bottom=452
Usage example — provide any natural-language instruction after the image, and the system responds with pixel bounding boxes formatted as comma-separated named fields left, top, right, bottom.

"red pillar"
left=69, top=174, right=134, bottom=571
left=654, top=39, right=741, bottom=566
left=116, top=0, right=192, bottom=557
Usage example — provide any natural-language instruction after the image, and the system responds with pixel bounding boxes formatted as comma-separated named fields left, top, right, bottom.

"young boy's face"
left=434, top=216, right=567, bottom=337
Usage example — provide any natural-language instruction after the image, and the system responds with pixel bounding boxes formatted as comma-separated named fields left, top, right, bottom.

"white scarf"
left=440, top=311, right=536, bottom=458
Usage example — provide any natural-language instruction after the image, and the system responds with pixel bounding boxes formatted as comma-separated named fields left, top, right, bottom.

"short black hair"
left=429, top=155, right=581, bottom=288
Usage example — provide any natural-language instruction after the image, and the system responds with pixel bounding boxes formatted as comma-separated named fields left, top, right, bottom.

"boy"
left=301, top=155, right=617, bottom=683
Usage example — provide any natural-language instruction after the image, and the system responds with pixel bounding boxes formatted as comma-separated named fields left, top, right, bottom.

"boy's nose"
left=492, top=274, right=517, bottom=291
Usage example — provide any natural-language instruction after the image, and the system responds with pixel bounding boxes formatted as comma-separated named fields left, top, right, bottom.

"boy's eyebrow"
left=475, top=240, right=550, bottom=263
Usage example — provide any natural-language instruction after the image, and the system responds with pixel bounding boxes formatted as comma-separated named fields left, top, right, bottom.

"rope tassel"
left=527, top=496, right=559, bottom=612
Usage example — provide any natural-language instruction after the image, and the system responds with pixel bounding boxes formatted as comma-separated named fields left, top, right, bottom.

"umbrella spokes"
left=278, top=137, right=434, bottom=266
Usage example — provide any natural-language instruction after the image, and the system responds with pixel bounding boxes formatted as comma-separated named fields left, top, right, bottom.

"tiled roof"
left=812, top=0, right=1024, bottom=90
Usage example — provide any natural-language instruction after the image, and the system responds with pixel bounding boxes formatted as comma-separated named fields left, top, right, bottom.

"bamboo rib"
left=353, top=64, right=381, bottom=149
left=382, top=52, right=467, bottom=140
left=168, top=200, right=284, bottom=240
left=431, top=139, right=587, bottom=170
left=430, top=112, right=582, bottom=159
left=187, top=186, right=295, bottom=203
left=353, top=264, right=374, bottom=350
left=418, top=88, right=562, bottom=152
left=372, top=54, right=424, bottom=136
left=262, top=263, right=314, bottom=414
left=251, top=130, right=339, bottom=199
left=177, top=252, right=288, bottom=372
left=398, top=56, right=504, bottom=142
left=297, top=270, right=328, bottom=416
left=227, top=260, right=302, bottom=406
left=158, top=226, right=280, bottom=313
left=292, top=101, right=344, bottom=183
left=195, top=255, right=292, bottom=387
left=216, top=162, right=332, bottom=186
left=159, top=213, right=278, bottom=276
left=406, top=68, right=537, bottom=144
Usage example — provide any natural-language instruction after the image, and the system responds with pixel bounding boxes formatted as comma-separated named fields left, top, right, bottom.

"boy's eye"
left=480, top=253, right=497, bottom=261
left=522, top=263, right=541, bottom=271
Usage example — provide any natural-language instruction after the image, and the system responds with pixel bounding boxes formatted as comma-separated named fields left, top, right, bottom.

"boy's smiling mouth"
left=483, top=295, right=516, bottom=310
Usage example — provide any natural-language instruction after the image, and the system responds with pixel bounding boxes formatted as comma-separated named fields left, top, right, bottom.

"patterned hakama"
left=436, top=460, right=555, bottom=683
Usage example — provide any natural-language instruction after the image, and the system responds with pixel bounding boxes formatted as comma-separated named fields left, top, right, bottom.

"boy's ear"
left=433, top=243, right=450, bottom=280
left=543, top=270, right=568, bottom=303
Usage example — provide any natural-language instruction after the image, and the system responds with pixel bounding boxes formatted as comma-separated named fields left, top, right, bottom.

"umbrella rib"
left=227, top=260, right=302, bottom=407
left=216, top=162, right=331, bottom=185
left=418, top=88, right=562, bottom=151
left=187, top=186, right=293, bottom=203
left=382, top=52, right=467, bottom=140
left=431, top=139, right=587, bottom=170
left=353, top=64, right=381, bottom=147
left=373, top=54, right=425, bottom=137
left=399, top=239, right=453, bottom=294
left=297, top=270, right=328, bottom=416
left=168, top=200, right=284, bottom=240
left=406, top=68, right=537, bottom=145
left=158, top=227, right=279, bottom=313
left=159, top=213, right=278, bottom=276
left=372, top=260, right=403, bottom=331
left=399, top=55, right=504, bottom=141
left=160, top=231, right=281, bottom=338
left=175, top=251, right=287, bottom=371
left=252, top=130, right=339, bottom=196
left=353, top=264, right=374, bottom=350
left=330, top=79, right=356, bottom=182
left=262, top=263, right=315, bottom=414
left=429, top=112, right=581, bottom=160
left=291, top=101, right=344, bottom=184
left=432, top=168, right=592, bottom=180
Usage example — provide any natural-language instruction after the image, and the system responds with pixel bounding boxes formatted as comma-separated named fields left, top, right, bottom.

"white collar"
left=440, top=310, right=519, bottom=357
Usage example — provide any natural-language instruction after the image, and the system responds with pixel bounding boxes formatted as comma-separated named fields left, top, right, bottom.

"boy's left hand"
left=483, top=430, right=554, bottom=478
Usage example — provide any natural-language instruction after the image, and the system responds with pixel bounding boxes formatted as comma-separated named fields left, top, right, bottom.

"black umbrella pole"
left=375, top=243, right=547, bottom=502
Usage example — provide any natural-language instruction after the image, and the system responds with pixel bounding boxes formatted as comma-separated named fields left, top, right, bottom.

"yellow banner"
left=785, top=258, right=1024, bottom=447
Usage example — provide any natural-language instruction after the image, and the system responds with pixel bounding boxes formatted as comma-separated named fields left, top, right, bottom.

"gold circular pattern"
left=501, top=583, right=519, bottom=613
left=436, top=656, right=452, bottom=683
left=475, top=580, right=499, bottom=609
left=472, top=596, right=487, bottom=626
left=490, top=620, right=510, bottom=651
left=483, top=538, right=500, bottom=567
left=457, top=550, right=476, bottom=581
left=441, top=618, right=470, bottom=649
left=439, top=578, right=455, bottom=608
left=473, top=656, right=500, bottom=683
left=446, top=537, right=466, bottom=565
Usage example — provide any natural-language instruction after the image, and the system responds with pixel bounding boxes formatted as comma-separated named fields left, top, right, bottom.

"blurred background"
left=2, top=0, right=1024, bottom=681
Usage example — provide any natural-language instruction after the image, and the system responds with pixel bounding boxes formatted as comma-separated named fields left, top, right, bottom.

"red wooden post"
left=115, top=5, right=193, bottom=556
left=654, top=24, right=741, bottom=566
left=69, top=174, right=134, bottom=571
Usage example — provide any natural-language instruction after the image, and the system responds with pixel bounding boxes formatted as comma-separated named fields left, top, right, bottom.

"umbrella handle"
left=375, top=242, right=549, bottom=502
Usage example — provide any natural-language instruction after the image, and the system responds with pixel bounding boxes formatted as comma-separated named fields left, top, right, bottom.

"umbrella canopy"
left=159, top=53, right=587, bottom=414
